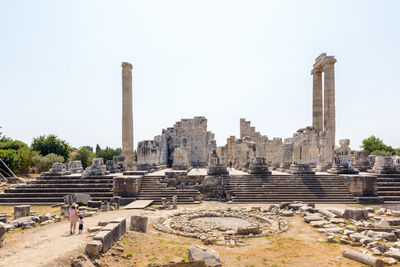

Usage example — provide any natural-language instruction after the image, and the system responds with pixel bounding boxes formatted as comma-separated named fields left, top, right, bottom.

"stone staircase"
left=0, top=174, right=114, bottom=205
left=377, top=174, right=400, bottom=203
left=137, top=175, right=200, bottom=204
left=226, top=174, right=356, bottom=203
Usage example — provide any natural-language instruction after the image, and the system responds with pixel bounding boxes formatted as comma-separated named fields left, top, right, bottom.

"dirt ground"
left=0, top=202, right=385, bottom=267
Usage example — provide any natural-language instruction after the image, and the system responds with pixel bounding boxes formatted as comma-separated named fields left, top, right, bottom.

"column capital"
left=324, top=56, right=336, bottom=65
left=121, top=62, right=133, bottom=69
left=311, top=67, right=323, bottom=75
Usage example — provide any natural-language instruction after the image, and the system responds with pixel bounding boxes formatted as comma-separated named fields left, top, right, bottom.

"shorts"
left=70, top=217, right=78, bottom=224
left=79, top=224, right=83, bottom=230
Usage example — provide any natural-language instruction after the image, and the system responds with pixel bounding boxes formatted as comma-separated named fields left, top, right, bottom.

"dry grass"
left=99, top=216, right=363, bottom=267
left=0, top=205, right=60, bottom=219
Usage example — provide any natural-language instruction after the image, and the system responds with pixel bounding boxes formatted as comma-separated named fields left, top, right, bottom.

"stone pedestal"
left=288, top=164, right=315, bottom=174
left=82, top=158, right=109, bottom=177
left=371, top=156, right=397, bottom=174
left=14, top=205, right=30, bottom=219
left=248, top=157, right=271, bottom=175
left=207, top=149, right=228, bottom=176
left=353, top=151, right=370, bottom=172
left=67, top=161, right=83, bottom=174
left=130, top=215, right=148, bottom=233
left=328, top=139, right=358, bottom=174
left=113, top=176, right=142, bottom=198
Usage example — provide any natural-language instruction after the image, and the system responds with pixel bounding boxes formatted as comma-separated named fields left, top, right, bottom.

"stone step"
left=0, top=196, right=111, bottom=203
left=30, top=180, right=113, bottom=184
left=0, top=192, right=113, bottom=197
left=5, top=188, right=112, bottom=193
left=17, top=184, right=112, bottom=188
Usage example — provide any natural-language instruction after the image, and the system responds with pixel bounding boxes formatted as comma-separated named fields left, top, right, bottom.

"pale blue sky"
left=1, top=1, right=399, bottom=150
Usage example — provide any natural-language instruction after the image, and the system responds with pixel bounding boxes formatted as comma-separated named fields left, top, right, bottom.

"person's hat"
left=79, top=215, right=83, bottom=219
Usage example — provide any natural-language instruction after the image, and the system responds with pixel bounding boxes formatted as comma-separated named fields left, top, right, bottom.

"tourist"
left=68, top=203, right=78, bottom=235
left=229, top=160, right=233, bottom=170
left=348, top=159, right=353, bottom=171
left=196, top=160, right=200, bottom=171
left=78, top=216, right=84, bottom=234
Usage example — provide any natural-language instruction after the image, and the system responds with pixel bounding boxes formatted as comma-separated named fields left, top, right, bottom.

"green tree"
left=361, top=135, right=395, bottom=155
left=96, top=146, right=122, bottom=162
left=32, top=153, right=64, bottom=173
left=0, top=139, right=32, bottom=173
left=31, top=134, right=72, bottom=161
left=95, top=144, right=101, bottom=154
left=71, top=147, right=95, bottom=168
left=370, top=150, right=393, bottom=156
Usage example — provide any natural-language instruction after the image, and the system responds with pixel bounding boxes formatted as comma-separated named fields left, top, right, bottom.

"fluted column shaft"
left=122, top=62, right=134, bottom=164
left=323, top=59, right=336, bottom=149
left=312, top=69, right=323, bottom=133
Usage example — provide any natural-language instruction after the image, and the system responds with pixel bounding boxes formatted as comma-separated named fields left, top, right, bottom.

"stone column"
left=323, top=57, right=336, bottom=148
left=312, top=69, right=323, bottom=133
left=121, top=62, right=134, bottom=165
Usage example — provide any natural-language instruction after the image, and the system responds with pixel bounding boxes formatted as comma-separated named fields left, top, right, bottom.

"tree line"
left=0, top=128, right=122, bottom=175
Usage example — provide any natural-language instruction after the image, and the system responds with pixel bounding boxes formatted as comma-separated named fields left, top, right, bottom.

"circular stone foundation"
left=154, top=208, right=288, bottom=246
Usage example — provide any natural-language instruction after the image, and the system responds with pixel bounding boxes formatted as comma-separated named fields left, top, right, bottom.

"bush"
left=0, top=149, right=20, bottom=176
left=31, top=134, right=72, bottom=161
left=361, top=135, right=395, bottom=155
left=95, top=145, right=122, bottom=163
left=32, top=153, right=64, bottom=173
left=370, top=150, right=393, bottom=156
left=71, top=147, right=95, bottom=169
left=0, top=139, right=32, bottom=173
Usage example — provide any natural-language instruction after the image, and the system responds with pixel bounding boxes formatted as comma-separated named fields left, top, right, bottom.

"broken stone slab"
left=102, top=223, right=120, bottom=242
left=40, top=219, right=54, bottom=226
left=350, top=233, right=373, bottom=243
left=342, top=249, right=384, bottom=267
left=111, top=218, right=127, bottom=237
left=374, top=220, right=392, bottom=229
left=318, top=209, right=337, bottom=218
left=237, top=226, right=261, bottom=235
left=0, top=222, right=14, bottom=232
left=318, top=227, right=343, bottom=234
left=384, top=248, right=400, bottom=260
left=343, top=208, right=369, bottom=220
left=309, top=220, right=329, bottom=228
left=14, top=205, right=30, bottom=219
left=366, top=231, right=397, bottom=242
left=328, top=218, right=345, bottom=224
left=130, top=215, right=148, bottom=233
left=188, top=245, right=221, bottom=267
left=88, top=201, right=102, bottom=209
left=93, top=230, right=113, bottom=253
left=328, top=208, right=344, bottom=218
left=288, top=203, right=304, bottom=211
left=279, top=210, right=294, bottom=217
left=382, top=257, right=397, bottom=266
left=98, top=221, right=110, bottom=227
left=85, top=240, right=103, bottom=258
left=304, top=215, right=324, bottom=223
left=88, top=226, right=103, bottom=233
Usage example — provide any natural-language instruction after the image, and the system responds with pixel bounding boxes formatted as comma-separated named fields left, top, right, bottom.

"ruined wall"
left=137, top=116, right=215, bottom=169
left=292, top=127, right=319, bottom=166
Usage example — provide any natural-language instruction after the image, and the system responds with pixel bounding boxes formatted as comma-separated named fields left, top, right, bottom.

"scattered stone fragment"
left=343, top=208, right=368, bottom=221
left=85, top=240, right=103, bottom=258
left=279, top=210, right=293, bottom=217
left=374, top=220, right=392, bottom=229
left=342, top=249, right=384, bottom=267
left=317, top=227, right=343, bottom=234
left=188, top=246, right=221, bottom=267
left=382, top=257, right=397, bottom=266
left=304, top=215, right=324, bottom=223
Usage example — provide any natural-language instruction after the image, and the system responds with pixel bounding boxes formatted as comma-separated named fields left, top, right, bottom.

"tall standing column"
left=121, top=62, right=134, bottom=165
left=323, top=57, right=336, bottom=149
left=312, top=69, right=323, bottom=133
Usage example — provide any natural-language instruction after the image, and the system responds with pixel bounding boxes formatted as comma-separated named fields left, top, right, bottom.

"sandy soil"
left=0, top=202, right=375, bottom=267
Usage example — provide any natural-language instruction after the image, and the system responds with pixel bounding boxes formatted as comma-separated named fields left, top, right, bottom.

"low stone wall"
left=86, top=218, right=127, bottom=257
left=340, top=175, right=383, bottom=204
left=113, top=175, right=142, bottom=202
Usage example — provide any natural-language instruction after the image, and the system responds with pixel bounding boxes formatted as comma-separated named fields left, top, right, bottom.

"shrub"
left=31, top=134, right=72, bottom=161
left=361, top=135, right=395, bottom=155
left=71, top=147, right=95, bottom=169
left=371, top=150, right=393, bottom=156
left=32, top=153, right=64, bottom=173
left=0, top=139, right=32, bottom=173
left=95, top=145, right=122, bottom=162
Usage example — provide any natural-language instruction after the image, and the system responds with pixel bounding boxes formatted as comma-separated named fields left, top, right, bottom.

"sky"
left=1, top=1, right=399, bottom=151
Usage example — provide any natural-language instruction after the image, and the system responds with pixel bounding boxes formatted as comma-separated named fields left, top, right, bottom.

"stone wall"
left=291, top=127, right=319, bottom=166
left=137, top=117, right=215, bottom=169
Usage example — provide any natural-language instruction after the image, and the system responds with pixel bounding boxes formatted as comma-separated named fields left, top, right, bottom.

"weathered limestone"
left=207, top=149, right=228, bottom=176
left=14, top=205, right=30, bottom=219
left=41, top=162, right=70, bottom=176
left=289, top=127, right=318, bottom=174
left=113, top=176, right=142, bottom=200
left=188, top=246, right=221, bottom=267
left=312, top=68, right=323, bottom=133
left=341, top=175, right=382, bottom=204
left=279, top=138, right=293, bottom=171
left=353, top=151, right=370, bottom=172
left=121, top=62, right=134, bottom=167
left=137, top=117, right=214, bottom=170
left=270, top=138, right=283, bottom=169
left=342, top=249, right=384, bottom=267
left=67, top=161, right=83, bottom=174
left=316, top=130, right=332, bottom=172
left=82, top=158, right=109, bottom=177
left=248, top=157, right=271, bottom=175
left=393, top=156, right=400, bottom=172
left=372, top=156, right=397, bottom=174
left=328, top=139, right=358, bottom=174
left=130, top=215, right=148, bottom=233
left=172, top=137, right=191, bottom=170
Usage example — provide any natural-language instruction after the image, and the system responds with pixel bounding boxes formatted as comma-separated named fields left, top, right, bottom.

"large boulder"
left=188, top=246, right=221, bottom=267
